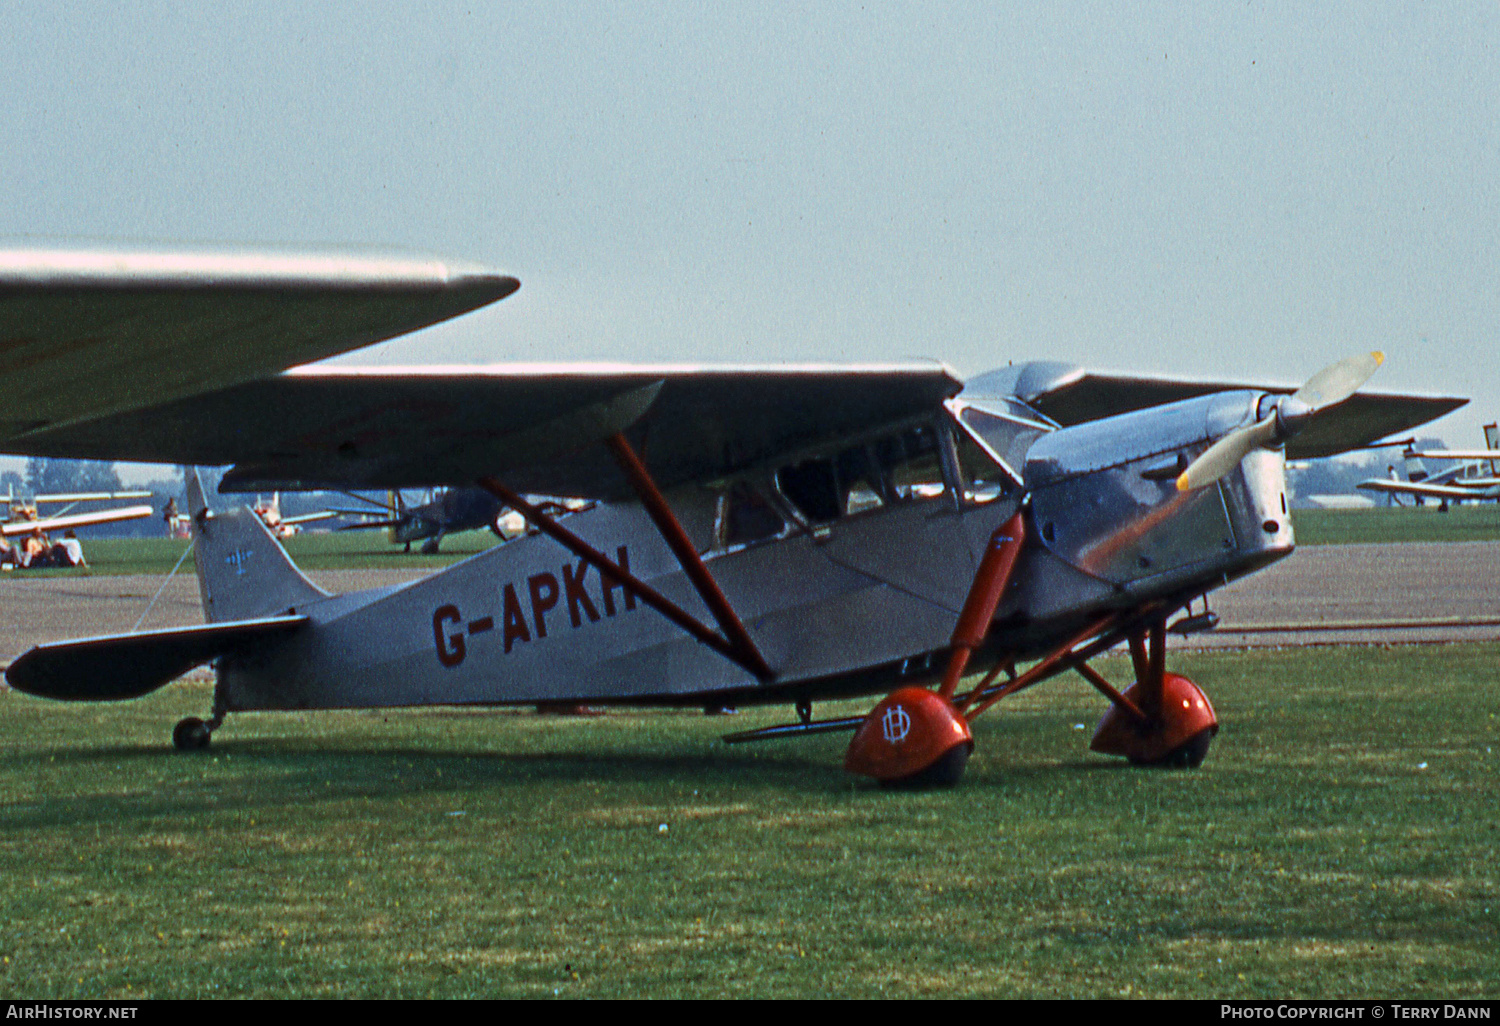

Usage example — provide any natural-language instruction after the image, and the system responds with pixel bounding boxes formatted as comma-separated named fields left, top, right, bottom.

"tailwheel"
left=844, top=687, right=974, bottom=787
left=1089, top=672, right=1218, bottom=767
left=173, top=716, right=212, bottom=751
left=173, top=683, right=227, bottom=752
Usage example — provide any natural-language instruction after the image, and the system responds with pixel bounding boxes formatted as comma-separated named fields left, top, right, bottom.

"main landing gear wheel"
left=879, top=742, right=972, bottom=789
left=1151, top=726, right=1215, bottom=769
left=173, top=716, right=212, bottom=751
left=1090, top=672, right=1219, bottom=768
left=844, top=687, right=975, bottom=788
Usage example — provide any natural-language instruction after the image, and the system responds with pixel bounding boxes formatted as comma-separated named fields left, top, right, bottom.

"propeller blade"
left=1176, top=416, right=1279, bottom=492
left=1290, top=351, right=1384, bottom=411
left=1177, top=351, right=1386, bottom=492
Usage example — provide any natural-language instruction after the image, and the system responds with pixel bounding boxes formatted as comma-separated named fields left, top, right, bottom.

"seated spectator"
left=58, top=530, right=85, bottom=567
left=20, top=530, right=47, bottom=568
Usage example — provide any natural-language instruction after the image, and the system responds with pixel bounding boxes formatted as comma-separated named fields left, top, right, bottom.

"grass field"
left=0, top=644, right=1494, bottom=998
left=1291, top=505, right=1500, bottom=545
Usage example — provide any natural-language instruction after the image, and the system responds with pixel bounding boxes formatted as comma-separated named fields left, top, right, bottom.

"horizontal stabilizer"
left=5, top=615, right=307, bottom=702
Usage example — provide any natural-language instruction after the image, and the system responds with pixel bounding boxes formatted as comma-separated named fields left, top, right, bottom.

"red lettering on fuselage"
left=563, top=559, right=599, bottom=627
left=501, top=583, right=530, bottom=653
left=433, top=605, right=465, bottom=667
left=528, top=572, right=560, bottom=638
left=600, top=546, right=637, bottom=616
left=430, top=546, right=637, bottom=666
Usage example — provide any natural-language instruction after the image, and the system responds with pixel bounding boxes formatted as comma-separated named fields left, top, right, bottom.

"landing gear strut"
left=1088, top=622, right=1218, bottom=767
left=844, top=512, right=1024, bottom=787
left=842, top=605, right=1219, bottom=786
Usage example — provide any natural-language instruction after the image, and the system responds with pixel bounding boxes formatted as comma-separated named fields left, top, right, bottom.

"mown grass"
left=0, top=644, right=1494, bottom=998
left=1292, top=505, right=1500, bottom=545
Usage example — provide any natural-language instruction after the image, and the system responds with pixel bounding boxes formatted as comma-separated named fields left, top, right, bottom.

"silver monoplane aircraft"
left=0, top=243, right=1464, bottom=785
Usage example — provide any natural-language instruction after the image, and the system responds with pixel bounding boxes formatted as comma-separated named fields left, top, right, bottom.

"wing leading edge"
left=962, top=362, right=1467, bottom=459
left=0, top=241, right=518, bottom=441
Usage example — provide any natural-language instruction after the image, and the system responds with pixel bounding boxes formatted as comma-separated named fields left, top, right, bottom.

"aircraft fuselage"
left=211, top=388, right=1293, bottom=714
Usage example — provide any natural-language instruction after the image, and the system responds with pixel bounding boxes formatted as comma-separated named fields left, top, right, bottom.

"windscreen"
left=947, top=396, right=1056, bottom=488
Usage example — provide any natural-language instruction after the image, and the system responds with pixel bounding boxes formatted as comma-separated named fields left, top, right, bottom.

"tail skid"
left=188, top=471, right=328, bottom=622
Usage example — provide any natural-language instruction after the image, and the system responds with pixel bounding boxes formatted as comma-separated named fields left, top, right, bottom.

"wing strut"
left=477, top=437, right=773, bottom=681
left=601, top=434, right=771, bottom=678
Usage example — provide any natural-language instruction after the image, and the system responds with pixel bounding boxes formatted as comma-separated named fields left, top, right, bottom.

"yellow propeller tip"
left=1372, top=351, right=1385, bottom=365
left=1175, top=474, right=1192, bottom=493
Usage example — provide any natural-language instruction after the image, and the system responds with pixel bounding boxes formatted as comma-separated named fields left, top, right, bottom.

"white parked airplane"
left=1358, top=423, right=1500, bottom=507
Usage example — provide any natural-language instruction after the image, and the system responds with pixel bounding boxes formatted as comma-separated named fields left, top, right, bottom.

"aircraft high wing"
left=0, top=240, right=517, bottom=441
left=0, top=242, right=1468, bottom=786
left=0, top=489, right=155, bottom=553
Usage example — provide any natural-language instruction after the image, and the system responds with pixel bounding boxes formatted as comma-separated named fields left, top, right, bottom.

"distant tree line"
left=22, top=457, right=123, bottom=495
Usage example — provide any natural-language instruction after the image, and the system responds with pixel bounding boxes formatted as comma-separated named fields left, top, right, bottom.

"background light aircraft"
left=0, top=243, right=1465, bottom=785
left=1357, top=423, right=1500, bottom=508
left=332, top=487, right=525, bottom=553
left=248, top=493, right=347, bottom=538
left=2, top=489, right=154, bottom=533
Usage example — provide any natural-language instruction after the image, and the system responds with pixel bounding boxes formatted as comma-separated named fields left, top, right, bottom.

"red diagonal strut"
left=604, top=434, right=772, bottom=679
left=937, top=511, right=1026, bottom=702
left=958, top=613, right=1120, bottom=720
left=477, top=462, right=772, bottom=680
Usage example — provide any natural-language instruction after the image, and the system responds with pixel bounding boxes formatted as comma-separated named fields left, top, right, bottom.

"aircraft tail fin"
left=1485, top=423, right=1499, bottom=476
left=1401, top=449, right=1429, bottom=486
left=188, top=471, right=329, bottom=623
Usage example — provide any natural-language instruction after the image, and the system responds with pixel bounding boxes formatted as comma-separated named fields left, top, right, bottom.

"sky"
left=1, top=2, right=1496, bottom=481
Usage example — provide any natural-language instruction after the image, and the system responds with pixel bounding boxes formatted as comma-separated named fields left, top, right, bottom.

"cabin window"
left=953, top=430, right=1009, bottom=504
left=715, top=482, right=787, bottom=549
left=875, top=423, right=946, bottom=501
left=776, top=458, right=842, bottom=523
left=775, top=423, right=949, bottom=524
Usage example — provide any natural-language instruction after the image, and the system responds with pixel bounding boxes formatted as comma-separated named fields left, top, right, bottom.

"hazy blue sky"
left=2, top=2, right=1496, bottom=468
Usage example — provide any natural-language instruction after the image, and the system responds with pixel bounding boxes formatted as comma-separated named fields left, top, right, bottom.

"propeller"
left=1175, top=352, right=1384, bottom=492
